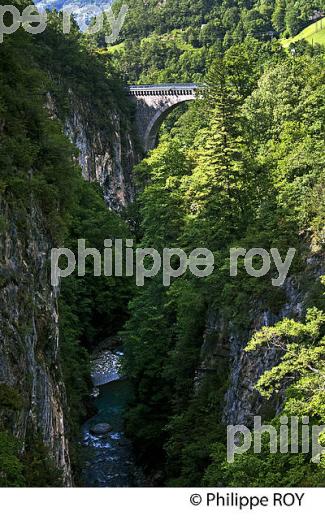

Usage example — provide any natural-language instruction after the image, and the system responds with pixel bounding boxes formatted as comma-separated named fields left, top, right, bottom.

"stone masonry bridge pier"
left=128, top=84, right=199, bottom=152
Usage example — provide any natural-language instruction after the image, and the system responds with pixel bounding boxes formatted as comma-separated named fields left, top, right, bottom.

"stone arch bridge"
left=128, top=84, right=200, bottom=152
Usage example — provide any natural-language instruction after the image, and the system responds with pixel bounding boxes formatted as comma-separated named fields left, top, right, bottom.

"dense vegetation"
left=0, top=7, right=134, bottom=485
left=113, top=1, right=325, bottom=486
left=282, top=17, right=325, bottom=48
left=0, top=0, right=324, bottom=488
left=102, top=0, right=325, bottom=82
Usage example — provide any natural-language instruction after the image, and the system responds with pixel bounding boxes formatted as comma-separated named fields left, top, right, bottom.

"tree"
left=204, top=297, right=325, bottom=487
left=272, top=0, right=286, bottom=34
left=246, top=305, right=325, bottom=420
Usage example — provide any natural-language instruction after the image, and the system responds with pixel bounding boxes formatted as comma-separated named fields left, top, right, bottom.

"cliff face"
left=0, top=82, right=139, bottom=485
left=200, top=251, right=324, bottom=428
left=0, top=200, right=72, bottom=485
left=0, top=14, right=142, bottom=485
left=47, top=91, right=139, bottom=211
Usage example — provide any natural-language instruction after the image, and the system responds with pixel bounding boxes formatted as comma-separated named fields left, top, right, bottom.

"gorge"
left=0, top=0, right=324, bottom=488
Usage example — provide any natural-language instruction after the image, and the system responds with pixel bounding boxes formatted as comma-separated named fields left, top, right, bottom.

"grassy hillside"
left=282, top=18, right=325, bottom=48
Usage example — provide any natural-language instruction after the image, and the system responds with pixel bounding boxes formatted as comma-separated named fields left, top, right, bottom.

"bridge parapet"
left=129, top=84, right=199, bottom=97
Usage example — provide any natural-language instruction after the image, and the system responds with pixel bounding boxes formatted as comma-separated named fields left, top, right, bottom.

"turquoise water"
left=80, top=378, right=144, bottom=487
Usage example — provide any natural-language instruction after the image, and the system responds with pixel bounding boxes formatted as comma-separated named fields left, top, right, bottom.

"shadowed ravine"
left=80, top=351, right=145, bottom=487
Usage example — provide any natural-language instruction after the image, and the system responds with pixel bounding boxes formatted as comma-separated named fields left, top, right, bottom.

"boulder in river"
left=90, top=423, right=113, bottom=436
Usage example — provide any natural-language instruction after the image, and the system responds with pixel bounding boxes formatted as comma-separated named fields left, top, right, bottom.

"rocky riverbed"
left=91, top=350, right=124, bottom=387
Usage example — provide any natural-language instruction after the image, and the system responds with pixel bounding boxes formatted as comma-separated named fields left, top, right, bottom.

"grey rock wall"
left=47, top=92, right=139, bottom=211
left=199, top=252, right=324, bottom=428
left=0, top=200, right=72, bottom=485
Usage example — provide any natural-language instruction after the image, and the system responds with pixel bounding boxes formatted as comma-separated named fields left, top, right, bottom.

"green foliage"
left=282, top=18, right=325, bottom=48
left=0, top=432, right=25, bottom=487
left=105, top=0, right=325, bottom=82
left=122, top=42, right=325, bottom=486
left=0, top=26, right=80, bottom=243
left=22, top=435, right=63, bottom=487
left=0, top=417, right=63, bottom=488
left=1, top=0, right=324, bottom=490
left=204, top=302, right=325, bottom=487
left=0, top=15, right=136, bottom=484
left=59, top=179, right=134, bottom=443
left=0, top=385, right=23, bottom=411
left=107, top=0, right=282, bottom=82
left=246, top=307, right=325, bottom=413
left=204, top=435, right=325, bottom=486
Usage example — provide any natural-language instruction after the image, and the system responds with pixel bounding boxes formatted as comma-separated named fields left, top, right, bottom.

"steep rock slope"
left=0, top=201, right=71, bottom=484
left=200, top=252, right=325, bottom=427
left=47, top=91, right=138, bottom=211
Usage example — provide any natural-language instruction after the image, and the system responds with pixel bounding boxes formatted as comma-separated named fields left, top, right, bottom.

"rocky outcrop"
left=47, top=91, right=139, bottom=211
left=0, top=83, right=139, bottom=486
left=0, top=200, right=72, bottom=485
left=91, top=348, right=123, bottom=387
left=199, top=251, right=324, bottom=428
left=90, top=423, right=112, bottom=436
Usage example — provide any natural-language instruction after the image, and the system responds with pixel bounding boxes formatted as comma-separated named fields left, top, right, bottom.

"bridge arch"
left=143, top=101, right=190, bottom=151
left=128, top=84, right=199, bottom=152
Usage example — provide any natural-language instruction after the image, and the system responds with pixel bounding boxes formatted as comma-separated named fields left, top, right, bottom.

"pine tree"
left=272, top=0, right=286, bottom=34
left=185, top=56, right=255, bottom=247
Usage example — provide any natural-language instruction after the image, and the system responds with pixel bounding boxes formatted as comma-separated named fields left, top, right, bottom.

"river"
left=80, top=350, right=144, bottom=487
